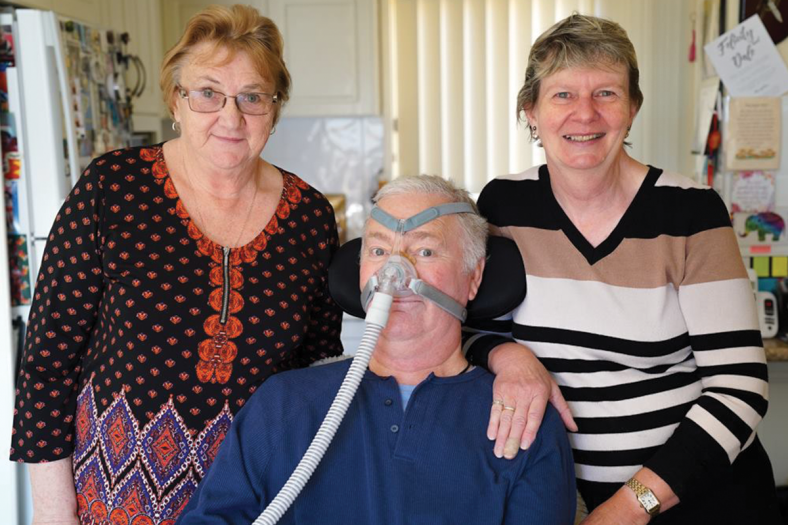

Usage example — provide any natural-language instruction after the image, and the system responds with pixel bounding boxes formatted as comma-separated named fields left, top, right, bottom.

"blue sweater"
left=177, top=361, right=576, bottom=524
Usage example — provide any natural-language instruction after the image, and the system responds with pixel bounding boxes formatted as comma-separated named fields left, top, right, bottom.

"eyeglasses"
left=177, top=85, right=279, bottom=116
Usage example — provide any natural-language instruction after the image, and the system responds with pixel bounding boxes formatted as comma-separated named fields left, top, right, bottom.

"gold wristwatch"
left=625, top=478, right=661, bottom=516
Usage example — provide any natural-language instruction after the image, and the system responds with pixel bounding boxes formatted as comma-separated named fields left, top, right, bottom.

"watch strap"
left=625, top=478, right=661, bottom=516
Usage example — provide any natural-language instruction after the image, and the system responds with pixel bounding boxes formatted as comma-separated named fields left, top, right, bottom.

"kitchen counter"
left=764, top=338, right=788, bottom=362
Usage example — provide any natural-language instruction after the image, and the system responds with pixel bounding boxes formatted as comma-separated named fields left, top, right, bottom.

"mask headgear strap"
left=361, top=202, right=477, bottom=322
left=370, top=203, right=476, bottom=233
left=407, top=280, right=468, bottom=322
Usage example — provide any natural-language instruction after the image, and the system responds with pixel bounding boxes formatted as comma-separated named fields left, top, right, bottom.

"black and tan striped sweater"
left=465, top=164, right=770, bottom=509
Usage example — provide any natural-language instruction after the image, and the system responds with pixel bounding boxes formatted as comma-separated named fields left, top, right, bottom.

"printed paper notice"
left=731, top=171, right=775, bottom=213
left=704, top=15, right=788, bottom=97
left=726, top=97, right=780, bottom=170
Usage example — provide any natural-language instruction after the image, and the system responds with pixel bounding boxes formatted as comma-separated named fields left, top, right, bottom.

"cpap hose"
left=253, top=289, right=394, bottom=525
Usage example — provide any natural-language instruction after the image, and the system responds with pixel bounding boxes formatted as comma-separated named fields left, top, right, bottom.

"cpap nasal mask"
left=254, top=202, right=478, bottom=525
left=360, top=203, right=476, bottom=322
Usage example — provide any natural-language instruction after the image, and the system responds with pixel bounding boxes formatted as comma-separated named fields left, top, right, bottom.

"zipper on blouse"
left=220, top=246, right=230, bottom=324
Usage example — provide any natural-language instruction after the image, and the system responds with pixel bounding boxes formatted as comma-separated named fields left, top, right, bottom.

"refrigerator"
left=1, top=9, right=134, bottom=522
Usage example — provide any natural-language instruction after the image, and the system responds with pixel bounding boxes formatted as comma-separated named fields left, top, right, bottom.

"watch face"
left=639, top=491, right=660, bottom=512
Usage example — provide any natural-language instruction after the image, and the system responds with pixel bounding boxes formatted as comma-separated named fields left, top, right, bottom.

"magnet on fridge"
left=753, top=256, right=771, bottom=277
left=773, top=256, right=788, bottom=277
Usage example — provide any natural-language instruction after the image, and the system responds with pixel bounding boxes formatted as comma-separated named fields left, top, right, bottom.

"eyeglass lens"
left=186, top=88, right=275, bottom=115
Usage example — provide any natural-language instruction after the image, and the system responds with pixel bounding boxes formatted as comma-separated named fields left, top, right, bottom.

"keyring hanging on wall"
left=689, top=12, right=696, bottom=62
left=117, top=33, right=148, bottom=102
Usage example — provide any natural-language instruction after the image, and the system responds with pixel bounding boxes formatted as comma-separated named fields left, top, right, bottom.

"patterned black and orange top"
left=10, top=145, right=343, bottom=523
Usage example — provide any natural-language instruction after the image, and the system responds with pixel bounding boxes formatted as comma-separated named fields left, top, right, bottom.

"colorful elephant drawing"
left=740, top=212, right=785, bottom=242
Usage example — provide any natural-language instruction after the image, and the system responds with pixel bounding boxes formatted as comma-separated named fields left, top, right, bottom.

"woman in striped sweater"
left=465, top=14, right=781, bottom=524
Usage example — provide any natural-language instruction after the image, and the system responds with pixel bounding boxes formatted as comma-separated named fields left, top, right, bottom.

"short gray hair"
left=368, top=175, right=488, bottom=273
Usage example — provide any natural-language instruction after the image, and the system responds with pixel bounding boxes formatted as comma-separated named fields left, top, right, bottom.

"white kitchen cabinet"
left=98, top=0, right=165, bottom=138
left=268, top=0, right=379, bottom=116
left=12, top=0, right=54, bottom=11
left=14, top=0, right=103, bottom=24
left=54, top=0, right=104, bottom=24
left=159, top=0, right=377, bottom=116
left=123, top=0, right=164, bottom=123
left=161, top=0, right=270, bottom=52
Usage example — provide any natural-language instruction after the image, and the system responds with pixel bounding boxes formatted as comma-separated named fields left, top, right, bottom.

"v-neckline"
left=539, top=164, right=662, bottom=265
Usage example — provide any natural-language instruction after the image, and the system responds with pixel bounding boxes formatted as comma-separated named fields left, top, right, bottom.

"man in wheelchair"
left=178, top=175, right=576, bottom=524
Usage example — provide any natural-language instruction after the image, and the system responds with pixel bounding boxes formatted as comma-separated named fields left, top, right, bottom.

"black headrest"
left=327, top=236, right=526, bottom=321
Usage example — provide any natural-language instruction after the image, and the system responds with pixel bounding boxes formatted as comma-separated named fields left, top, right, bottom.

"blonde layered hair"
left=160, top=4, right=291, bottom=124
left=517, top=13, right=643, bottom=139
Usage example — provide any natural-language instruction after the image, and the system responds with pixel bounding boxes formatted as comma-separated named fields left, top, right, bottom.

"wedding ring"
left=492, top=399, right=504, bottom=407
left=502, top=405, right=516, bottom=412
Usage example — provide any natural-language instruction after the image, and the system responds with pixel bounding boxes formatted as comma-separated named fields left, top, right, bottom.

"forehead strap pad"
left=370, top=202, right=476, bottom=233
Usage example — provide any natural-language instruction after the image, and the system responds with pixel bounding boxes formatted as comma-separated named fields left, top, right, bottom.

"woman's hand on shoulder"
left=487, top=342, right=577, bottom=459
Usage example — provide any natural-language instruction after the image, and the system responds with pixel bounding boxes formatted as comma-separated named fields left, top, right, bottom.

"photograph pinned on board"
left=0, top=19, right=14, bottom=65
left=4, top=179, right=19, bottom=233
left=7, top=233, right=31, bottom=306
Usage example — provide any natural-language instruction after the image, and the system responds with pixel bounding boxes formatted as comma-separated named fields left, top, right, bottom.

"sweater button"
left=390, top=425, right=399, bottom=433
left=384, top=399, right=393, bottom=406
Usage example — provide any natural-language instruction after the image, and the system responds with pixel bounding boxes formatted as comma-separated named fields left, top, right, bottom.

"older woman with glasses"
left=10, top=5, right=343, bottom=524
